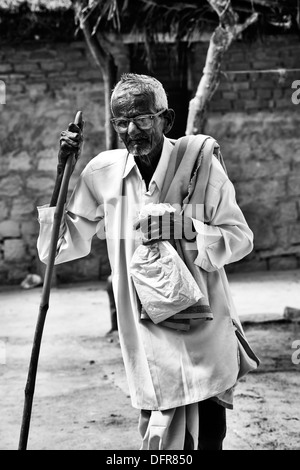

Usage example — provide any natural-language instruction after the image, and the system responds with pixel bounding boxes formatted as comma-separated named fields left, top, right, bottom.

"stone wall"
left=0, top=34, right=299, bottom=285
left=0, top=41, right=113, bottom=284
left=190, top=34, right=300, bottom=273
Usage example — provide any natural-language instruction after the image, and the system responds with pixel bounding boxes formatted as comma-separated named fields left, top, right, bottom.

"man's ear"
left=163, top=109, right=175, bottom=135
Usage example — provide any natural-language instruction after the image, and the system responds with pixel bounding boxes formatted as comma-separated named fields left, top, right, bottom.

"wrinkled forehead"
left=111, top=89, right=156, bottom=115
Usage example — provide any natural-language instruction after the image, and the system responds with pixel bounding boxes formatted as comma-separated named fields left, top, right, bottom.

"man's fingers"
left=57, top=120, right=83, bottom=172
left=60, top=129, right=83, bottom=156
left=68, top=122, right=84, bottom=133
left=134, top=213, right=185, bottom=242
left=60, top=138, right=80, bottom=149
left=61, top=130, right=82, bottom=141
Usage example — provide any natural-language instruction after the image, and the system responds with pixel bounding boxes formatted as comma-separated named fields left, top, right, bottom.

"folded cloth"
left=130, top=239, right=205, bottom=325
left=140, top=307, right=211, bottom=331
left=139, top=403, right=199, bottom=450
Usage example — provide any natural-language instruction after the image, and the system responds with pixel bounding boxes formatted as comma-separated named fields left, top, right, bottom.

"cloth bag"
left=130, top=204, right=203, bottom=325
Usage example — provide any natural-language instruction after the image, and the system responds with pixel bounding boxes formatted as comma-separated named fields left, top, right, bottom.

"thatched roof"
left=0, top=1, right=75, bottom=41
left=0, top=0, right=71, bottom=10
left=79, top=0, right=299, bottom=38
left=0, top=0, right=299, bottom=43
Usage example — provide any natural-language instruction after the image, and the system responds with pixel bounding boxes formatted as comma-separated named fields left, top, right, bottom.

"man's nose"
left=127, top=120, right=140, bottom=135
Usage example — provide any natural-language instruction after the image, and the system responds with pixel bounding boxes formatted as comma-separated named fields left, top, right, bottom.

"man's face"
left=111, top=92, right=167, bottom=159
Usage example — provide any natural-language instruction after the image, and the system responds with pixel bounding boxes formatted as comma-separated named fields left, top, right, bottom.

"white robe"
left=37, top=137, right=254, bottom=412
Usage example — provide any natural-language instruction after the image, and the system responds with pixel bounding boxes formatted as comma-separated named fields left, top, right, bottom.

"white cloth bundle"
left=130, top=204, right=203, bottom=324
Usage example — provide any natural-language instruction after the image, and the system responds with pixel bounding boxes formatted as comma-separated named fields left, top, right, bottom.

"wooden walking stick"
left=18, top=111, right=83, bottom=450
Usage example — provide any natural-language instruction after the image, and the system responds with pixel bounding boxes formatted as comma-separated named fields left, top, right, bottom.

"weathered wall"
left=0, top=34, right=299, bottom=285
left=190, top=34, right=300, bottom=272
left=0, top=41, right=114, bottom=284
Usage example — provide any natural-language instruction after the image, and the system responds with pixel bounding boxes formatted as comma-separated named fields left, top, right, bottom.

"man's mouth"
left=129, top=139, right=148, bottom=144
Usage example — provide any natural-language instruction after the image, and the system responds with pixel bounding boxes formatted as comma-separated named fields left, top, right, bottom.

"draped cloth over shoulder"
left=154, top=134, right=260, bottom=376
left=140, top=135, right=226, bottom=330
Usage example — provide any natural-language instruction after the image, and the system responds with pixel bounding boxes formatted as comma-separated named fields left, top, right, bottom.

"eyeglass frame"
left=110, top=109, right=167, bottom=133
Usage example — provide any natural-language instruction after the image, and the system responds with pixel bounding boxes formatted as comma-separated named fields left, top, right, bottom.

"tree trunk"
left=186, top=0, right=259, bottom=135
left=81, top=25, right=118, bottom=150
left=185, top=25, right=230, bottom=135
left=72, top=0, right=118, bottom=150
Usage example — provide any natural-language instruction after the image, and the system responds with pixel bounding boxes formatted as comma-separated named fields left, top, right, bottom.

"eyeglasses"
left=110, top=109, right=166, bottom=133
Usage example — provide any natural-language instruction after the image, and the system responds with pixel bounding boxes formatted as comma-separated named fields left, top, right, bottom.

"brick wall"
left=0, top=34, right=299, bottom=285
left=189, top=34, right=300, bottom=272
left=0, top=41, right=113, bottom=284
left=190, top=35, right=299, bottom=114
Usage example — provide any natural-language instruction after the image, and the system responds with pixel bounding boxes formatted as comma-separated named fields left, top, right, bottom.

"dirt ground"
left=1, top=276, right=300, bottom=451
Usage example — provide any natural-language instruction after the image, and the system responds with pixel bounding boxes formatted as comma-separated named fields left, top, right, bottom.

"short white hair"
left=111, top=73, right=168, bottom=112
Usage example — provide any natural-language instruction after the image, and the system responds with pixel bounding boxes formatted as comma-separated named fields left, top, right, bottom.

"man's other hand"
left=135, top=212, right=196, bottom=244
left=58, top=121, right=84, bottom=171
